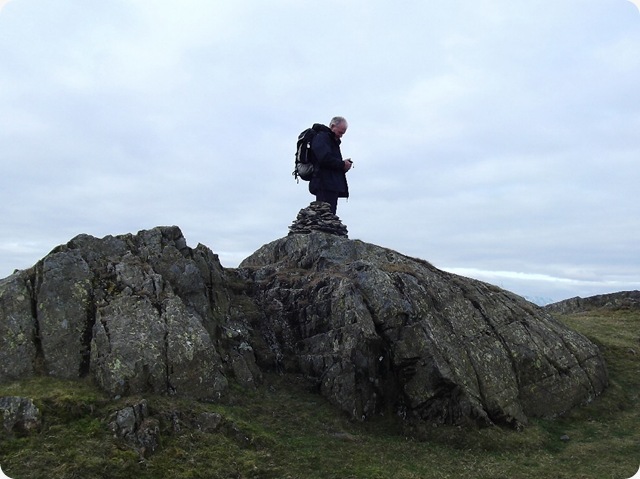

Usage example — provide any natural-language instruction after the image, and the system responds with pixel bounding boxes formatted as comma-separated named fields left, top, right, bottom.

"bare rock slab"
left=239, top=232, right=608, bottom=427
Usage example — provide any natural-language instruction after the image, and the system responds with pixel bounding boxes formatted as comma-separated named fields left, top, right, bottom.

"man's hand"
left=344, top=158, right=353, bottom=172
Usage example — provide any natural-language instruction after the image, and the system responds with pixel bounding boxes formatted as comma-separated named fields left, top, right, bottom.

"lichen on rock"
left=0, top=225, right=609, bottom=429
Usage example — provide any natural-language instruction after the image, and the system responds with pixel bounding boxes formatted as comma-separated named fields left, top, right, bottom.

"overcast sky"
left=1, top=0, right=639, bottom=304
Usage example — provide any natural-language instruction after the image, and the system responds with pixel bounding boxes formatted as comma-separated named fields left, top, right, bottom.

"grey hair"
left=329, top=116, right=347, bottom=128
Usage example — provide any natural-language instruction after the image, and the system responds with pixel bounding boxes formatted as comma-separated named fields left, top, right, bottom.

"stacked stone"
left=288, top=201, right=348, bottom=237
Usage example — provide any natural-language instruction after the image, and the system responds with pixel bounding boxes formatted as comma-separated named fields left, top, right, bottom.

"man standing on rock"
left=309, top=116, right=352, bottom=215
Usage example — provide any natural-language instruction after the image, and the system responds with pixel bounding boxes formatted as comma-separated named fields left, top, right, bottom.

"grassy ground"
left=1, top=309, right=638, bottom=479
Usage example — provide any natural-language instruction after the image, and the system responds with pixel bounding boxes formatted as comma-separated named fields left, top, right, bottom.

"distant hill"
left=523, top=295, right=554, bottom=306
left=544, top=290, right=640, bottom=314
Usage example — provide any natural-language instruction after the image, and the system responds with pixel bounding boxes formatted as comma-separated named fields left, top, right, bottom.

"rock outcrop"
left=109, top=400, right=160, bottom=458
left=0, top=226, right=608, bottom=429
left=0, top=396, right=42, bottom=437
left=239, top=233, right=608, bottom=427
left=0, top=227, right=261, bottom=401
left=545, top=290, right=640, bottom=314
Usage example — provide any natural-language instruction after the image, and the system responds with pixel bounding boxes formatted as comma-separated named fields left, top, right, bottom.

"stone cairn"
left=288, top=201, right=348, bottom=237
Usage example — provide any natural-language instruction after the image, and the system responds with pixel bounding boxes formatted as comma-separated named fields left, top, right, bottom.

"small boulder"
left=109, top=400, right=160, bottom=457
left=0, top=396, right=42, bottom=437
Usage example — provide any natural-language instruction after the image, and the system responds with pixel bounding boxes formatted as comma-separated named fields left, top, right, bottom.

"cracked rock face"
left=0, top=227, right=608, bottom=428
left=239, top=233, right=608, bottom=427
left=0, top=226, right=259, bottom=400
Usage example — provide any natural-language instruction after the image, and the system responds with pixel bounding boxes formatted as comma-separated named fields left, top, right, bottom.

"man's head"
left=329, top=116, right=348, bottom=139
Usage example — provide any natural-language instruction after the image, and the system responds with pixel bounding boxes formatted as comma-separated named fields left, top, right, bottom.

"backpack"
left=292, top=126, right=319, bottom=182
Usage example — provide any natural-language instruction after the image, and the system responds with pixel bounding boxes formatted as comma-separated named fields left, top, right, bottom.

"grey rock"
left=0, top=396, right=42, bottom=437
left=0, top=226, right=260, bottom=400
left=90, top=294, right=169, bottom=396
left=195, top=412, right=223, bottom=433
left=545, top=290, right=640, bottom=314
left=109, top=400, right=159, bottom=457
left=35, top=249, right=93, bottom=378
left=0, top=225, right=609, bottom=429
left=239, top=232, right=608, bottom=427
left=0, top=273, right=37, bottom=380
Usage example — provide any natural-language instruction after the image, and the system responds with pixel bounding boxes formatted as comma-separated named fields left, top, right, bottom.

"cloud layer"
left=1, top=1, right=639, bottom=303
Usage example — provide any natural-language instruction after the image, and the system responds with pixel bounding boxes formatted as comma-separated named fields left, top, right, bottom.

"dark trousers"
left=315, top=190, right=339, bottom=215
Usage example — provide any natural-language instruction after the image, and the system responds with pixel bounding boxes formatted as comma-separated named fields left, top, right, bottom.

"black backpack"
left=292, top=126, right=320, bottom=182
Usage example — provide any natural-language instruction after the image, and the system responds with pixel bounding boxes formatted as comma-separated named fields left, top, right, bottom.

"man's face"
left=331, top=122, right=348, bottom=139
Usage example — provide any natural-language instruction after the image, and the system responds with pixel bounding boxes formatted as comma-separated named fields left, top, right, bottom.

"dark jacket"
left=308, top=124, right=349, bottom=198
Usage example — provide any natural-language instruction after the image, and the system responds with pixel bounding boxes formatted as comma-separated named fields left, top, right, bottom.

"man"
left=308, top=116, right=353, bottom=215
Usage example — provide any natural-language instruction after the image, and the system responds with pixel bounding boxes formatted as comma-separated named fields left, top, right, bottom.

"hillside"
left=545, top=290, right=640, bottom=315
